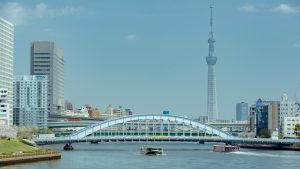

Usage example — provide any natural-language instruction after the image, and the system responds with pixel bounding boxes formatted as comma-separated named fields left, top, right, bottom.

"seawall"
left=0, top=151, right=61, bottom=166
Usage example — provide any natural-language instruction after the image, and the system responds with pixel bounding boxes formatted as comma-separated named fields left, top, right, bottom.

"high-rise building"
left=13, top=75, right=48, bottom=129
left=30, top=41, right=65, bottom=115
left=0, top=17, right=14, bottom=125
left=254, top=99, right=279, bottom=137
left=206, top=3, right=218, bottom=122
left=256, top=104, right=269, bottom=136
left=236, top=102, right=248, bottom=121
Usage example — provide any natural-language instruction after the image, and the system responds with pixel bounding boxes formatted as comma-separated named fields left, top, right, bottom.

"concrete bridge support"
left=63, top=143, right=74, bottom=151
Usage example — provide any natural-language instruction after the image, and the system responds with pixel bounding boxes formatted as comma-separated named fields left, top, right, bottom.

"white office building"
left=13, top=75, right=48, bottom=129
left=0, top=17, right=14, bottom=125
left=282, top=116, right=300, bottom=138
left=279, top=94, right=295, bottom=131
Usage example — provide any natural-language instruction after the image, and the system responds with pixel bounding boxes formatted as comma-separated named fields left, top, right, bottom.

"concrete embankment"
left=0, top=151, right=61, bottom=166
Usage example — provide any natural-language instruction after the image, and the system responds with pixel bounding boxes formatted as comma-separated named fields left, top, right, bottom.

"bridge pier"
left=199, top=141, right=205, bottom=144
left=90, top=140, right=99, bottom=144
left=63, top=143, right=74, bottom=151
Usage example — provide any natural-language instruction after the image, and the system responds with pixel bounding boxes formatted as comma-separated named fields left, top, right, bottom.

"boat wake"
left=229, top=151, right=298, bottom=159
left=135, top=152, right=167, bottom=156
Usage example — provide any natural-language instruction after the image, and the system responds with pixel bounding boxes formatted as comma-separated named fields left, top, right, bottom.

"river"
left=3, top=143, right=300, bottom=169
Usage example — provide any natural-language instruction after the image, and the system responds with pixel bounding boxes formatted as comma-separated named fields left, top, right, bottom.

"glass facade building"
left=236, top=102, right=248, bottom=121
left=256, top=105, right=269, bottom=136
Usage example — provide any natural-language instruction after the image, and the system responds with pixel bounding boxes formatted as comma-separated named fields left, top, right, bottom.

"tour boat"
left=213, top=145, right=240, bottom=152
left=140, top=147, right=163, bottom=155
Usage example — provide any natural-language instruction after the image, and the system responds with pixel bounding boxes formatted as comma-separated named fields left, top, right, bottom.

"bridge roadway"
left=34, top=136, right=300, bottom=146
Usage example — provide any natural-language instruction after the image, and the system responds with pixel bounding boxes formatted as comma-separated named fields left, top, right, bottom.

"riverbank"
left=0, top=139, right=61, bottom=166
left=0, top=150, right=61, bottom=166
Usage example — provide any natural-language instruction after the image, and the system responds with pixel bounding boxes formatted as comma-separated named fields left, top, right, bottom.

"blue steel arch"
left=68, top=115, right=233, bottom=139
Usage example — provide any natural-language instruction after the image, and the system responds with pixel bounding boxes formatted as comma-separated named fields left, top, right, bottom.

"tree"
left=294, top=124, right=300, bottom=137
left=0, top=125, right=17, bottom=139
left=13, top=126, right=38, bottom=139
left=258, top=128, right=271, bottom=138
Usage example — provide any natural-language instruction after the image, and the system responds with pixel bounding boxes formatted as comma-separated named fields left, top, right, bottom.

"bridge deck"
left=34, top=136, right=300, bottom=146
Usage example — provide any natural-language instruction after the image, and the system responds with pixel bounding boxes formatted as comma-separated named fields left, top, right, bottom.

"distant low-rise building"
left=198, top=116, right=208, bottom=124
left=282, top=116, right=300, bottom=138
left=106, top=104, right=133, bottom=118
left=88, top=108, right=101, bottom=119
left=65, top=101, right=75, bottom=111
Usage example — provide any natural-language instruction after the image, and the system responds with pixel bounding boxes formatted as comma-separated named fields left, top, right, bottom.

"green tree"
left=294, top=124, right=300, bottom=137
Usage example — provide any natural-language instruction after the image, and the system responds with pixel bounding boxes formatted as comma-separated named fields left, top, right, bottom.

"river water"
left=3, top=142, right=300, bottom=169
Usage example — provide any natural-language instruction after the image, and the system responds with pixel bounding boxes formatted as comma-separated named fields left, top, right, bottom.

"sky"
left=1, top=0, right=300, bottom=119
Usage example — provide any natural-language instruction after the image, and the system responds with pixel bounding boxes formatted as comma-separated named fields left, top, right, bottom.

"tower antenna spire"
left=210, top=2, right=214, bottom=34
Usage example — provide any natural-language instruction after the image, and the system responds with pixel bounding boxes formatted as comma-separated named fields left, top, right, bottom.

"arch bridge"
left=35, top=115, right=233, bottom=145
left=68, top=114, right=232, bottom=140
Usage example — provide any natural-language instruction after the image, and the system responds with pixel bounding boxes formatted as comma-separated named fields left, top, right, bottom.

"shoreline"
left=0, top=151, right=61, bottom=166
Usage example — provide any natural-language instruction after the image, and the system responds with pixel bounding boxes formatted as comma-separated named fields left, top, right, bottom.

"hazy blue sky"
left=1, top=0, right=300, bottom=119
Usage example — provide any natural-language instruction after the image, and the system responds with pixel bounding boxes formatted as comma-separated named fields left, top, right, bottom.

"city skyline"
left=1, top=0, right=300, bottom=119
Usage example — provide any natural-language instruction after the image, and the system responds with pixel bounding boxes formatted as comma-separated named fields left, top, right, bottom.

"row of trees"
left=0, top=126, right=40, bottom=139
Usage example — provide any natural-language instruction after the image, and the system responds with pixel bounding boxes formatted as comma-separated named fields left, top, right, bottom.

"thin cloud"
left=34, top=3, right=82, bottom=18
left=126, top=34, right=137, bottom=41
left=273, top=4, right=300, bottom=14
left=0, top=2, right=29, bottom=25
left=0, top=2, right=83, bottom=26
left=239, top=3, right=257, bottom=12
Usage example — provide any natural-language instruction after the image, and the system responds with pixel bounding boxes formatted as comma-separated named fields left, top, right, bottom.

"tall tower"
left=30, top=41, right=65, bottom=115
left=206, top=3, right=218, bottom=122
